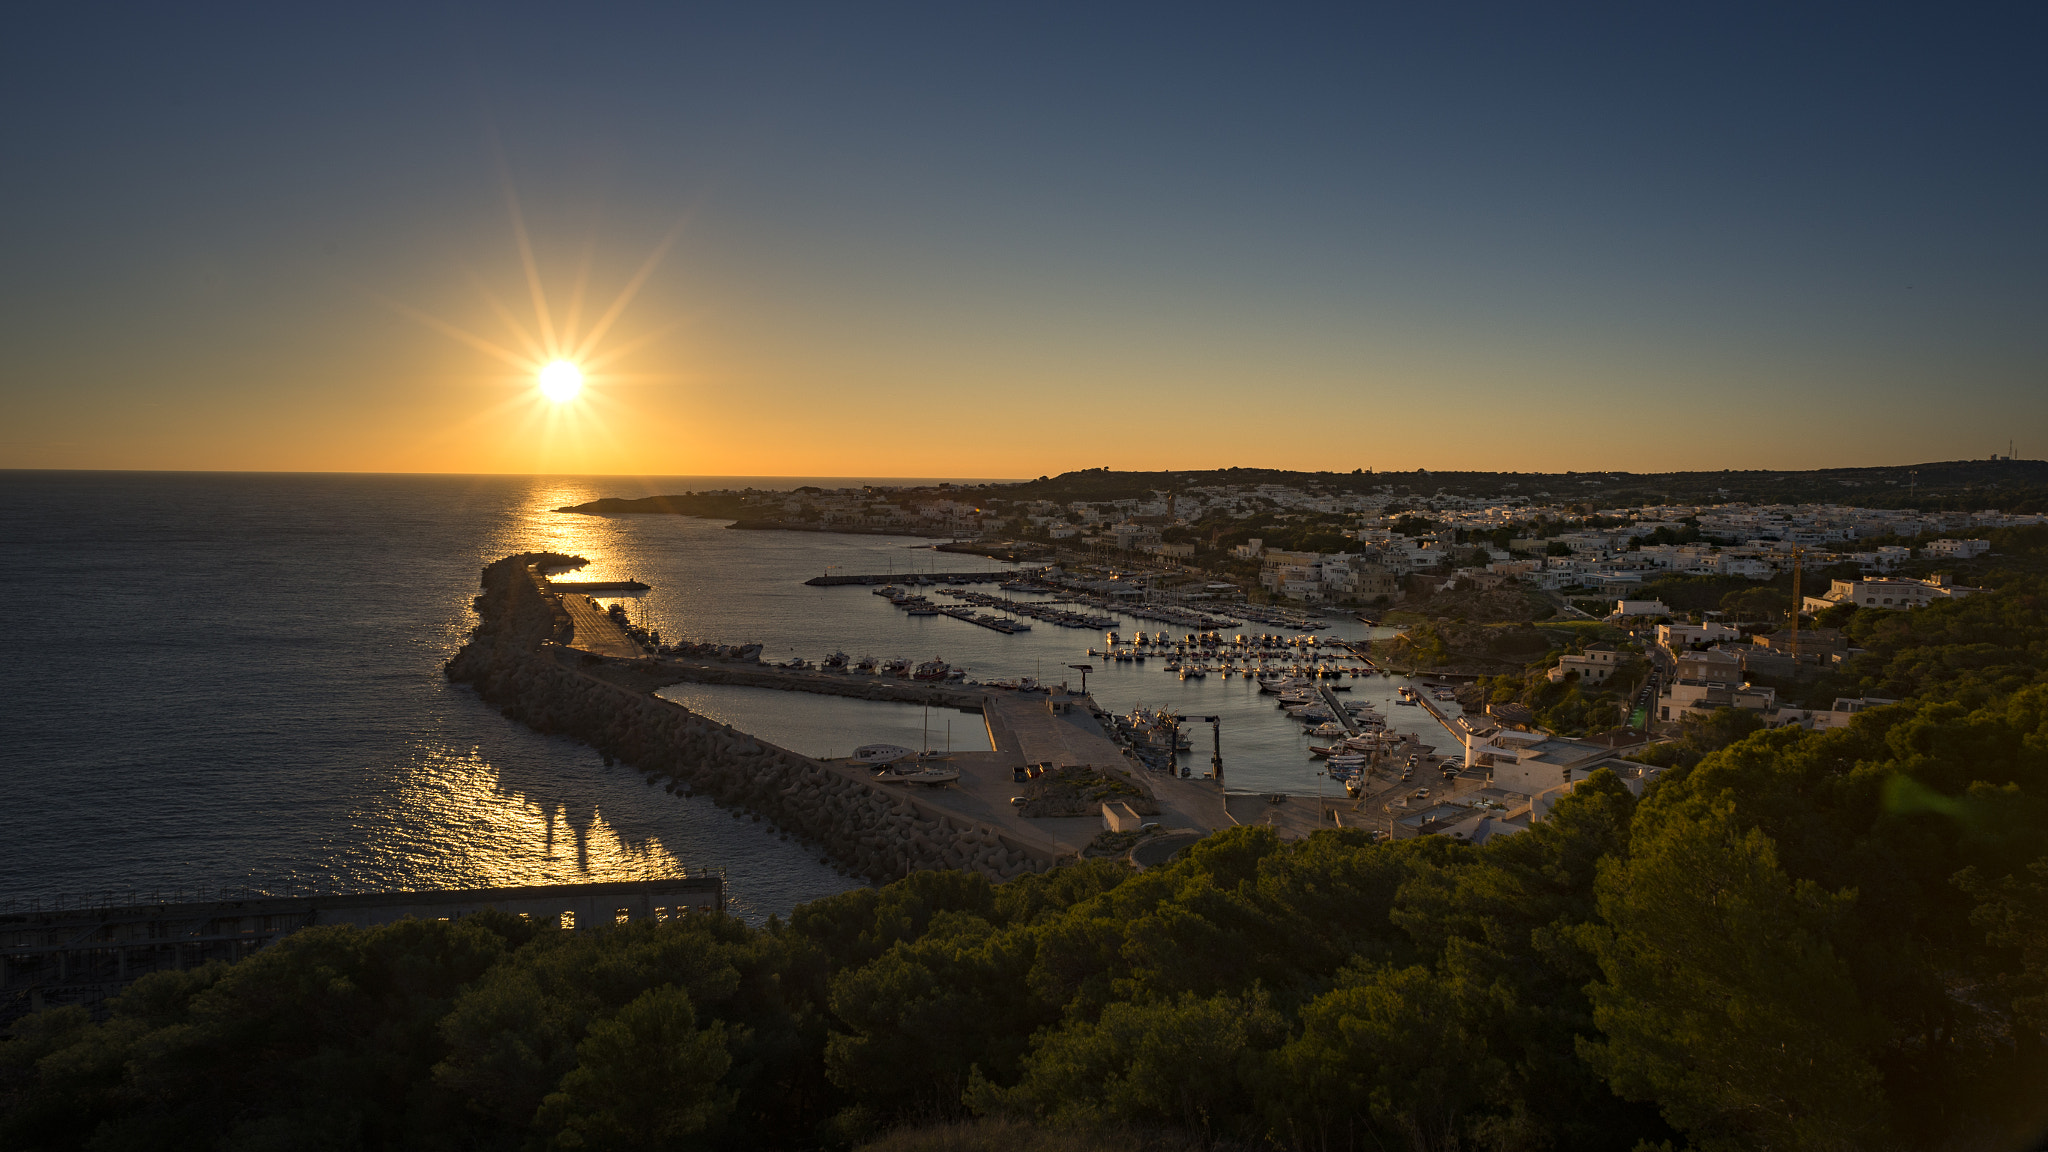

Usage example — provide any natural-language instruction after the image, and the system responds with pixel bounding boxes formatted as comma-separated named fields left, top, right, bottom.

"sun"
left=538, top=359, right=583, bottom=402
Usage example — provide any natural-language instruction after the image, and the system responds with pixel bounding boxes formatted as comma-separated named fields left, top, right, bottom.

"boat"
left=912, top=658, right=951, bottom=681
left=822, top=651, right=850, bottom=670
left=855, top=654, right=878, bottom=672
left=852, top=743, right=915, bottom=765
left=873, top=764, right=961, bottom=785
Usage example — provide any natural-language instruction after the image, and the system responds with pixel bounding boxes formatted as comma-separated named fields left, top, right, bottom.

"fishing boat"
left=912, top=658, right=951, bottom=681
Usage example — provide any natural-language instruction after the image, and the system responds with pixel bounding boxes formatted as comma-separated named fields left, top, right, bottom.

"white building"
left=1811, top=575, right=1982, bottom=611
left=1924, top=539, right=1990, bottom=559
left=1548, top=642, right=1625, bottom=685
left=1656, top=622, right=1741, bottom=650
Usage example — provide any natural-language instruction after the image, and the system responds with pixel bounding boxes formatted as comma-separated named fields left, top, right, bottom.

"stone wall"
left=445, top=555, right=1048, bottom=885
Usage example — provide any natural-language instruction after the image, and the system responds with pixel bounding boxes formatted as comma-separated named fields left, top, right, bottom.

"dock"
left=803, top=571, right=1032, bottom=586
left=562, top=595, right=645, bottom=660
left=1318, top=684, right=1360, bottom=734
left=1412, top=691, right=1475, bottom=753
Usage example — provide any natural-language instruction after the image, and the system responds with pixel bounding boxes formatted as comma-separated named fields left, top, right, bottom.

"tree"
left=533, top=987, right=734, bottom=1150
left=1582, top=801, right=1888, bottom=1151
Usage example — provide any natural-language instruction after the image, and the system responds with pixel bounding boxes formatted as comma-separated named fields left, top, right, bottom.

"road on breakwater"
left=559, top=594, right=645, bottom=660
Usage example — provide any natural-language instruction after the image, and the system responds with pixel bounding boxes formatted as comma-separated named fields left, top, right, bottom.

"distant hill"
left=553, top=460, right=2048, bottom=516
left=555, top=492, right=751, bottom=517
left=984, top=459, right=2048, bottom=512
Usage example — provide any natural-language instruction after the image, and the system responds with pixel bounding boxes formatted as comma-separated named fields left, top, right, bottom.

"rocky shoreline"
left=444, top=554, right=1051, bottom=886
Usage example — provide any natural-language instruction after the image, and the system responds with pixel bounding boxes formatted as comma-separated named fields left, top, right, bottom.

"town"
left=563, top=459, right=2047, bottom=751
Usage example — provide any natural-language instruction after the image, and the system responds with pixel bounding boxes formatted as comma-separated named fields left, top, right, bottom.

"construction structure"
left=0, top=874, right=725, bottom=1024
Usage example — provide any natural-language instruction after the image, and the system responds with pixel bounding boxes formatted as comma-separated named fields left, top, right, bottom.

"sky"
left=2, top=3, right=2045, bottom=478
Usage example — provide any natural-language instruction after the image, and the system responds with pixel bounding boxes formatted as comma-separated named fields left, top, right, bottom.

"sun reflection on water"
left=354, top=742, right=690, bottom=890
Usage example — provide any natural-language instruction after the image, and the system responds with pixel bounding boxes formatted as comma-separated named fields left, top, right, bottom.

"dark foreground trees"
left=7, top=687, right=2048, bottom=1152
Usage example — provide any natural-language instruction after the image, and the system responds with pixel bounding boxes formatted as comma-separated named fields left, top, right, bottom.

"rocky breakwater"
left=444, top=554, right=1049, bottom=885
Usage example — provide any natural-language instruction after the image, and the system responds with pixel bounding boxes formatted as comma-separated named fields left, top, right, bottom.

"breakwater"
left=803, top=570, right=1028, bottom=586
left=446, top=555, right=1052, bottom=885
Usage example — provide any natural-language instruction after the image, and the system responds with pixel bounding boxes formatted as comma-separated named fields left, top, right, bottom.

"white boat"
left=852, top=743, right=915, bottom=764
left=873, top=764, right=961, bottom=785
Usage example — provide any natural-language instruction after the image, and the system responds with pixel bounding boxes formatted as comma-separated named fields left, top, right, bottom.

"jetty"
left=804, top=571, right=1030, bottom=586
left=0, top=875, right=723, bottom=1024
left=445, top=554, right=1233, bottom=888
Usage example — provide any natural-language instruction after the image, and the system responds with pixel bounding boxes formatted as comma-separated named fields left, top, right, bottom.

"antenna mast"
left=1789, top=545, right=1802, bottom=658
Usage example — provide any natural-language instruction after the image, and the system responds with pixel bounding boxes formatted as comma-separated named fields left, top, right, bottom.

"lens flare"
left=538, top=360, right=583, bottom=402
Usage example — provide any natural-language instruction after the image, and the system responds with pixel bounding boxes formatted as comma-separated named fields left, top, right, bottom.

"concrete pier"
left=561, top=594, right=645, bottom=659
left=802, top=571, right=1035, bottom=586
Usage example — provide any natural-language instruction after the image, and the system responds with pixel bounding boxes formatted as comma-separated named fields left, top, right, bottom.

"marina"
left=557, top=523, right=1460, bottom=798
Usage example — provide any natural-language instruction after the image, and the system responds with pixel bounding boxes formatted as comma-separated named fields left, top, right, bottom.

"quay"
left=0, top=875, right=724, bottom=1024
left=560, top=594, right=643, bottom=659
left=547, top=579, right=650, bottom=592
left=803, top=571, right=1036, bottom=586
left=1412, top=690, right=1479, bottom=754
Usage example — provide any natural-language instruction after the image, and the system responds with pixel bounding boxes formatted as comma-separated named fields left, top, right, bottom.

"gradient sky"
left=3, top=3, right=2044, bottom=477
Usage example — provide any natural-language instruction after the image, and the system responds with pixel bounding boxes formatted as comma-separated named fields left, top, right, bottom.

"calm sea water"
left=1, top=470, right=1450, bottom=916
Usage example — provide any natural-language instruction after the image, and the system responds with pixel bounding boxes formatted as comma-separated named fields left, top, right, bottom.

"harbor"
left=526, top=544, right=1516, bottom=859
left=552, top=532, right=1472, bottom=800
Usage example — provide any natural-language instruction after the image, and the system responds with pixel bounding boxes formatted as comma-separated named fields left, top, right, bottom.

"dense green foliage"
left=10, top=532, right=2048, bottom=1151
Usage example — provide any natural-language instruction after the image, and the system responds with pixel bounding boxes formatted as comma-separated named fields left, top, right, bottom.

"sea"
left=1, top=471, right=1445, bottom=919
